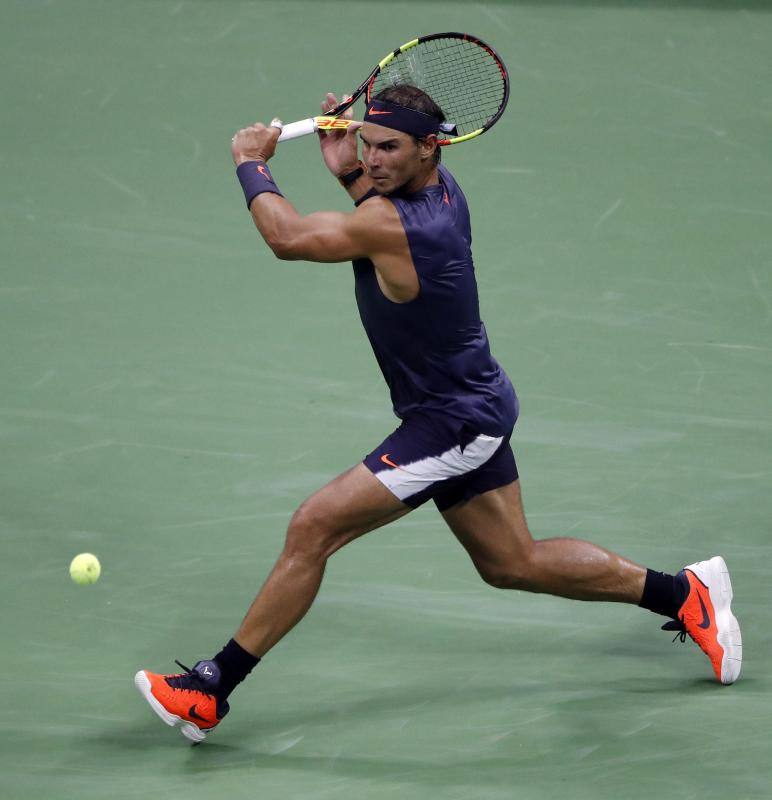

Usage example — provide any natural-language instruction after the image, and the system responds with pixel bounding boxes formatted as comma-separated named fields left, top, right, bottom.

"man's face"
left=359, top=123, right=425, bottom=194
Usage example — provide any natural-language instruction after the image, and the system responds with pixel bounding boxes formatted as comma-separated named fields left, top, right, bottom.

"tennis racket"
left=277, top=32, right=509, bottom=147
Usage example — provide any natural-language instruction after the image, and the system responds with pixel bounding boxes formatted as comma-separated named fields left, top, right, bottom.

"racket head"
left=322, top=33, right=509, bottom=146
left=364, top=33, right=509, bottom=146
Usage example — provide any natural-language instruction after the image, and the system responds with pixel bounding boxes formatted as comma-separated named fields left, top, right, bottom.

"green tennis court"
left=2, top=1, right=771, bottom=798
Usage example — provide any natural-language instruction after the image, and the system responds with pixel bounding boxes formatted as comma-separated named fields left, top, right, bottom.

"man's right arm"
left=249, top=192, right=400, bottom=263
left=231, top=109, right=416, bottom=296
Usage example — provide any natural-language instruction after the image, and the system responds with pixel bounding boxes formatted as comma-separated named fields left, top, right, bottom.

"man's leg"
left=441, top=479, right=741, bottom=684
left=234, top=462, right=411, bottom=657
left=441, top=479, right=646, bottom=602
left=135, top=462, right=411, bottom=741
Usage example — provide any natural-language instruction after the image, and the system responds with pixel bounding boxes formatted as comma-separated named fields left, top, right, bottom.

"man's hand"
left=318, top=93, right=362, bottom=178
left=231, top=120, right=282, bottom=166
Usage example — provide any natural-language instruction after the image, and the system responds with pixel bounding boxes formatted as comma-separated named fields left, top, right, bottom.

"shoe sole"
left=687, top=556, right=742, bottom=684
left=134, top=671, right=209, bottom=743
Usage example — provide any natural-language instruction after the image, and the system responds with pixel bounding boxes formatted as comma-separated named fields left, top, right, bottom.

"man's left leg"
left=441, top=479, right=647, bottom=602
left=440, top=480, right=742, bottom=683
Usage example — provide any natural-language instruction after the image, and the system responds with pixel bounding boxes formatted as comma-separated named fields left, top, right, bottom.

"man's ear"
left=418, top=134, right=439, bottom=161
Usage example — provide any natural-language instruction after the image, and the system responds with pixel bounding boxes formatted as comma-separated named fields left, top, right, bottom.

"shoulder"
left=348, top=195, right=405, bottom=252
left=352, top=194, right=396, bottom=221
left=350, top=194, right=401, bottom=234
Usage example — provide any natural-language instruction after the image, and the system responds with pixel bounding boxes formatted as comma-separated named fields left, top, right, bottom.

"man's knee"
left=283, top=500, right=344, bottom=562
left=476, top=550, right=538, bottom=591
left=479, top=567, right=529, bottom=590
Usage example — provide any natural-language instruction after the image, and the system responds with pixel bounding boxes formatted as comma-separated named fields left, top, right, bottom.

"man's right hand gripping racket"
left=277, top=32, right=510, bottom=147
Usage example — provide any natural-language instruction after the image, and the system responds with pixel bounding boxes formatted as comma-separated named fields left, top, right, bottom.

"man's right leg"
left=135, top=462, right=411, bottom=741
left=234, top=462, right=411, bottom=657
left=440, top=479, right=741, bottom=684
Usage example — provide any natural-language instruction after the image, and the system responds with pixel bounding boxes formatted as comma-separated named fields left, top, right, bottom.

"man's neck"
left=401, top=165, right=440, bottom=195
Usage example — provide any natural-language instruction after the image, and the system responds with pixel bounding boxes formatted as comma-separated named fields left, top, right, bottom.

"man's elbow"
left=266, top=237, right=300, bottom=261
left=270, top=243, right=295, bottom=260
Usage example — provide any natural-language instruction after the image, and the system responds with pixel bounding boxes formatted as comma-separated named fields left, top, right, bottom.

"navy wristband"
left=338, top=161, right=365, bottom=188
left=354, top=187, right=379, bottom=207
left=236, top=161, right=283, bottom=208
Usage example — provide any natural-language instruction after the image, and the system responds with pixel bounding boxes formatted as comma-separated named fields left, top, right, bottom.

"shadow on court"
left=185, top=747, right=559, bottom=786
left=601, top=675, right=759, bottom=693
left=81, top=673, right=729, bottom=750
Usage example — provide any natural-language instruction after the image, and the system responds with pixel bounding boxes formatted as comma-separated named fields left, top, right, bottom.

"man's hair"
left=372, top=85, right=445, bottom=164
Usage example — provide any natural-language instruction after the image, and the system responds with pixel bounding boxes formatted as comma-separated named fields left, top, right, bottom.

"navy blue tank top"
left=353, top=164, right=518, bottom=437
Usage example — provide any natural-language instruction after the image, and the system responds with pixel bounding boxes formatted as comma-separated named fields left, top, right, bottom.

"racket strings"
left=370, top=37, right=506, bottom=136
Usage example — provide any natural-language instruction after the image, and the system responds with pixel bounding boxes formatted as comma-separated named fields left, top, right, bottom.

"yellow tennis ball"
left=69, top=553, right=101, bottom=585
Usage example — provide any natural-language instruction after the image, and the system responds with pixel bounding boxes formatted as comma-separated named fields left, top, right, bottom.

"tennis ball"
left=69, top=552, right=101, bottom=585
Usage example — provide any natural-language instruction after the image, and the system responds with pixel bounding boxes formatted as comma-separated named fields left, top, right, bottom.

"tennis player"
left=135, top=85, right=742, bottom=742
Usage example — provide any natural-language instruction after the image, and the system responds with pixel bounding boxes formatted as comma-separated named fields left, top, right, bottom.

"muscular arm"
left=231, top=117, right=419, bottom=300
left=249, top=189, right=418, bottom=301
left=248, top=191, right=399, bottom=264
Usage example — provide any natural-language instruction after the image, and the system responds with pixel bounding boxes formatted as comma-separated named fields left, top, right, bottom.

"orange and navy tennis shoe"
left=134, top=659, right=229, bottom=743
left=662, top=556, right=742, bottom=684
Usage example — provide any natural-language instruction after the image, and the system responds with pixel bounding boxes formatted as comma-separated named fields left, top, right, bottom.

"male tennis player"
left=135, top=86, right=742, bottom=742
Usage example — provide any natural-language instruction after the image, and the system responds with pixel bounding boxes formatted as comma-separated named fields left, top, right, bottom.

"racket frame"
left=277, top=32, right=509, bottom=147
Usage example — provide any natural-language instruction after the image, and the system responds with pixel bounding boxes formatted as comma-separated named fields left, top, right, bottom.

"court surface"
left=2, top=1, right=771, bottom=798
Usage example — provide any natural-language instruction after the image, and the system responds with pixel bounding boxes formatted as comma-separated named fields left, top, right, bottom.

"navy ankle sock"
left=213, top=638, right=260, bottom=700
left=639, top=569, right=689, bottom=619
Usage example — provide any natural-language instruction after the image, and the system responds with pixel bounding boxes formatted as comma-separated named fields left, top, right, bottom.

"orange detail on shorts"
left=380, top=453, right=399, bottom=468
left=678, top=571, right=724, bottom=681
left=144, top=671, right=220, bottom=729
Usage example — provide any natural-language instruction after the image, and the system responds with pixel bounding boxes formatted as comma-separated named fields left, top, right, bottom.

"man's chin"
left=373, top=178, right=410, bottom=196
left=371, top=177, right=390, bottom=194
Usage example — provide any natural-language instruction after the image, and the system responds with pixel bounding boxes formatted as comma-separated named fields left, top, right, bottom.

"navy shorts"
left=363, top=414, right=518, bottom=512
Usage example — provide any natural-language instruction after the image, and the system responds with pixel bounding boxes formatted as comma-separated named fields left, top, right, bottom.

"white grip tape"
left=277, top=118, right=318, bottom=142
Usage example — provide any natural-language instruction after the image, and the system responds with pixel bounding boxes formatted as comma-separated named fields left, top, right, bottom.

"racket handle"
left=277, top=118, right=318, bottom=142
